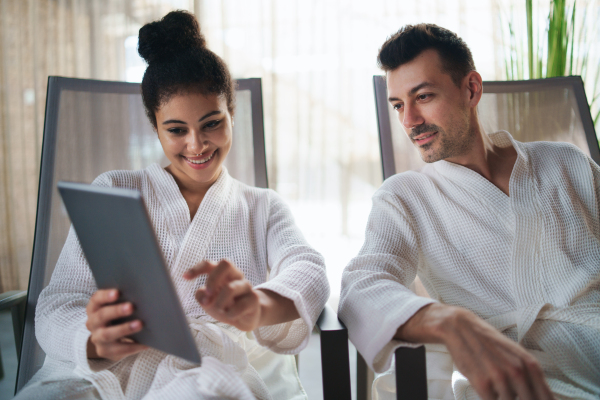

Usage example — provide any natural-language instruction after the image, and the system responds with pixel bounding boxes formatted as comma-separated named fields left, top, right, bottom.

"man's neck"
left=445, top=130, right=517, bottom=196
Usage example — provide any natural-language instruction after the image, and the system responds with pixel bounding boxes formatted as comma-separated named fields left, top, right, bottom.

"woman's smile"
left=182, top=150, right=217, bottom=169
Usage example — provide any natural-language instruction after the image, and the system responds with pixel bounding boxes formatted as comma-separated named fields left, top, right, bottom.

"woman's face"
left=155, top=92, right=233, bottom=190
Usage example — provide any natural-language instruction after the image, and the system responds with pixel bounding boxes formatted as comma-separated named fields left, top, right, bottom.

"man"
left=338, top=24, right=600, bottom=400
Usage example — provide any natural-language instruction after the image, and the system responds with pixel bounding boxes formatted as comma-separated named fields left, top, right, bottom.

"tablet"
left=57, top=181, right=201, bottom=364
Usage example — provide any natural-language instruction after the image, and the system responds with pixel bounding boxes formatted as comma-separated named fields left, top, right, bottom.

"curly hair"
left=377, top=24, right=476, bottom=86
left=138, top=10, right=235, bottom=127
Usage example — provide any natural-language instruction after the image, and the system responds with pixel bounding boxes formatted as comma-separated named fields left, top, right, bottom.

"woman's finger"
left=91, top=319, right=144, bottom=345
left=87, top=302, right=134, bottom=331
left=224, top=292, right=259, bottom=320
left=183, top=260, right=217, bottom=280
left=213, top=280, right=252, bottom=310
left=87, top=289, right=119, bottom=314
left=204, top=259, right=244, bottom=297
left=95, top=340, right=148, bottom=361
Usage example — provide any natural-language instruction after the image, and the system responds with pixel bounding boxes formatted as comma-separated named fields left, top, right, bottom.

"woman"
left=16, top=10, right=329, bottom=400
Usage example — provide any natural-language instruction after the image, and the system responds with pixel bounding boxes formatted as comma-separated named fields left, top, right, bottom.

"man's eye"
left=393, top=103, right=403, bottom=111
left=417, top=94, right=430, bottom=101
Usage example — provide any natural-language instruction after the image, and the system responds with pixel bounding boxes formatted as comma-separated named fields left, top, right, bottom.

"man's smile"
left=412, top=131, right=438, bottom=146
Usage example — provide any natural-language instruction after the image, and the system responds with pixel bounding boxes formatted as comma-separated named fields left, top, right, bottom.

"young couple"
left=16, top=10, right=600, bottom=400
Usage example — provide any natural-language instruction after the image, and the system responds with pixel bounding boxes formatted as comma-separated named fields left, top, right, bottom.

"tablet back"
left=57, top=181, right=201, bottom=364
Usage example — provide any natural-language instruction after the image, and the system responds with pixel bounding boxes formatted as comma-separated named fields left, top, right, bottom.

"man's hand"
left=86, top=289, right=148, bottom=361
left=184, top=259, right=299, bottom=331
left=395, top=303, right=555, bottom=400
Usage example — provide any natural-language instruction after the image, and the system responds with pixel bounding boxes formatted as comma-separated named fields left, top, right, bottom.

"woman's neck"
left=165, top=165, right=220, bottom=220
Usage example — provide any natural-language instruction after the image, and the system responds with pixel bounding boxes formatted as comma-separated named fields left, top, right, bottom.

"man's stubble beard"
left=412, top=112, right=474, bottom=164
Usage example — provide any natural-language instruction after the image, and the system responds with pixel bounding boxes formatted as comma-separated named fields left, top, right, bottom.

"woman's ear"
left=465, top=71, right=483, bottom=108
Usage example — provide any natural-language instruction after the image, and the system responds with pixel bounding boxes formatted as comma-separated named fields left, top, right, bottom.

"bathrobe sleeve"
left=35, top=173, right=119, bottom=373
left=338, top=183, right=436, bottom=372
left=253, top=190, right=330, bottom=354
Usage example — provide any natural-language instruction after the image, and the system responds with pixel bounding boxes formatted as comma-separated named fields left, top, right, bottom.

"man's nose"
left=401, top=104, right=424, bottom=130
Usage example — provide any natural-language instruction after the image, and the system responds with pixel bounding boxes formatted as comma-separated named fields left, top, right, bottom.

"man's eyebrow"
left=162, top=110, right=222, bottom=125
left=388, top=81, right=436, bottom=103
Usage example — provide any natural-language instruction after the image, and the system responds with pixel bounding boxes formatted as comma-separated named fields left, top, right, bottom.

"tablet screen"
left=58, top=181, right=201, bottom=364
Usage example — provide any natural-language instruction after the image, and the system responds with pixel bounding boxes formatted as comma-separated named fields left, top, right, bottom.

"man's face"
left=386, top=49, right=475, bottom=163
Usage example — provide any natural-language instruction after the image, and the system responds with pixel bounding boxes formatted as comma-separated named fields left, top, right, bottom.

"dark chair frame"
left=1, top=76, right=351, bottom=399
left=371, top=75, right=599, bottom=400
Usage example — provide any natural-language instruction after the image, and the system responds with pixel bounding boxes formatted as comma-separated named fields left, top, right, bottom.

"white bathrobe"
left=339, top=131, right=600, bottom=400
left=27, top=164, right=330, bottom=400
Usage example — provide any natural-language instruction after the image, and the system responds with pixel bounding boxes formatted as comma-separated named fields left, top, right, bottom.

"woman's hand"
left=184, top=259, right=300, bottom=331
left=85, top=289, right=148, bottom=361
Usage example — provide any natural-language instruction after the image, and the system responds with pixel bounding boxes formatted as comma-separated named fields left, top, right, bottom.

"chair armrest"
left=315, top=304, right=352, bottom=399
left=0, top=290, right=27, bottom=359
left=0, top=290, right=27, bottom=311
left=394, top=346, right=427, bottom=400
left=315, top=303, right=346, bottom=332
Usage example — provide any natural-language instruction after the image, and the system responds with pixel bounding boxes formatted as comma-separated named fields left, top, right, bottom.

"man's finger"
left=495, top=377, right=521, bottom=400
left=204, top=259, right=244, bottom=297
left=525, top=358, right=555, bottom=399
left=183, top=260, right=217, bottom=280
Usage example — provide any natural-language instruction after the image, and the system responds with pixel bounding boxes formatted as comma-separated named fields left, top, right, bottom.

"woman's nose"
left=188, top=130, right=208, bottom=154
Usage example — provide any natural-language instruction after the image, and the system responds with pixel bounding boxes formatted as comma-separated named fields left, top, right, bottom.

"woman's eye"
left=168, top=128, right=186, bottom=135
left=204, top=120, right=222, bottom=129
left=393, top=103, right=403, bottom=111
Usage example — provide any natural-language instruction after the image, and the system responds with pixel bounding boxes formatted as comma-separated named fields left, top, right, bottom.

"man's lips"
left=412, top=131, right=437, bottom=145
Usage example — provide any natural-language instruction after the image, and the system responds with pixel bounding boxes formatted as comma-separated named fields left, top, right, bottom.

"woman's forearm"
left=256, top=289, right=300, bottom=327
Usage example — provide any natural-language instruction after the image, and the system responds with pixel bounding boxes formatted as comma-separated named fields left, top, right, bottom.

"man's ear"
left=465, top=71, right=483, bottom=108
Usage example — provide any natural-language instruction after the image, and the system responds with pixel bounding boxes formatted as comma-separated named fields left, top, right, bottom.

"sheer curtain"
left=5, top=0, right=595, bottom=300
left=0, top=0, right=196, bottom=292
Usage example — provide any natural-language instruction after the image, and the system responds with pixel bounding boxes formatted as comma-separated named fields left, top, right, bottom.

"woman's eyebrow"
left=162, top=119, right=186, bottom=125
left=162, top=110, right=222, bottom=125
left=199, top=110, right=221, bottom=122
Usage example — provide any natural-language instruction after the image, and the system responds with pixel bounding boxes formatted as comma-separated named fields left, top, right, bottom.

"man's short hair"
left=377, top=24, right=476, bottom=86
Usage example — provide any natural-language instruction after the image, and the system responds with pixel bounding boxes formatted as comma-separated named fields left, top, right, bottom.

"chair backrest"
left=17, top=76, right=267, bottom=391
left=373, top=75, right=600, bottom=180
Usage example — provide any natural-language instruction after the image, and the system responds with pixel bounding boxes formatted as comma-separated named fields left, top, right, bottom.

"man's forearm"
left=394, top=302, right=465, bottom=344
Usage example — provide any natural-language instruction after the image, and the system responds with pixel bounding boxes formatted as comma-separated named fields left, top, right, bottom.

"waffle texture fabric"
left=339, top=131, right=600, bottom=399
left=25, top=164, right=329, bottom=400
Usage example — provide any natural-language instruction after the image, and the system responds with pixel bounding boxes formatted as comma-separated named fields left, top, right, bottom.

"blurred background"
left=1, top=0, right=599, bottom=398
left=1, top=0, right=599, bottom=315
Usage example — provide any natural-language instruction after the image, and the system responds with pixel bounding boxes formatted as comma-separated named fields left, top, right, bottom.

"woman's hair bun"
left=138, top=10, right=206, bottom=64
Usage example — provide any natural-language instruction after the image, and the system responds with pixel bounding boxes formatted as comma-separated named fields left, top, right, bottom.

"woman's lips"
left=182, top=150, right=217, bottom=169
